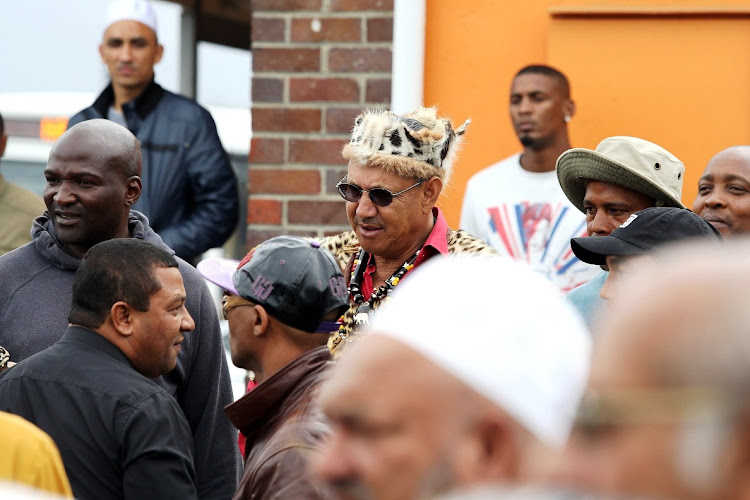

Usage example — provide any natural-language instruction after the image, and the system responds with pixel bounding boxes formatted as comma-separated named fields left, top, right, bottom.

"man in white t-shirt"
left=461, top=65, right=596, bottom=292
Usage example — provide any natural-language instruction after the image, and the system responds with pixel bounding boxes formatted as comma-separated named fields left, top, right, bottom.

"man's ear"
left=154, top=43, right=164, bottom=65
left=473, top=411, right=520, bottom=482
left=564, top=99, right=576, bottom=122
left=110, top=301, right=135, bottom=336
left=125, top=176, right=142, bottom=206
left=0, top=134, right=7, bottom=158
left=422, top=176, right=443, bottom=214
left=253, top=305, right=270, bottom=338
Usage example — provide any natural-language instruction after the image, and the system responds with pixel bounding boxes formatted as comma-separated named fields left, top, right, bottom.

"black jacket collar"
left=91, top=80, right=164, bottom=120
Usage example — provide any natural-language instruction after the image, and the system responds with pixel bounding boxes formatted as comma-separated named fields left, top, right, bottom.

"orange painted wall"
left=425, top=1, right=750, bottom=228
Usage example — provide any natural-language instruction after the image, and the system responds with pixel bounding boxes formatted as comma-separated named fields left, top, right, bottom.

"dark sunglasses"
left=335, top=176, right=424, bottom=207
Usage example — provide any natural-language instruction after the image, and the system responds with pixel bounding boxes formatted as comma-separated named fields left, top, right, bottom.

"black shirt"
left=0, top=326, right=197, bottom=500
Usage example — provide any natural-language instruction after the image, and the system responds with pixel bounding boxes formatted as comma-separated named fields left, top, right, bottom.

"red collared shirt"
left=360, top=207, right=449, bottom=300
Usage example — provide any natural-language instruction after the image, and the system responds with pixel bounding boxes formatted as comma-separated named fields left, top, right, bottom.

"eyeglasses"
left=335, top=176, right=424, bottom=207
left=573, top=387, right=736, bottom=439
left=221, top=293, right=255, bottom=320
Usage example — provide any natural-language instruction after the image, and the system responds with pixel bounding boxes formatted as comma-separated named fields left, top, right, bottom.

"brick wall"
left=247, top=0, right=394, bottom=249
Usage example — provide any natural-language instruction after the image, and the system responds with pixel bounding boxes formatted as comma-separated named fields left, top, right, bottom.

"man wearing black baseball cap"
left=197, top=236, right=349, bottom=500
left=556, top=136, right=686, bottom=325
left=570, top=207, right=722, bottom=302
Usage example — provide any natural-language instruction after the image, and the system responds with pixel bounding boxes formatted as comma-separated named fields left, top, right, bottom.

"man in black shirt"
left=0, top=238, right=198, bottom=500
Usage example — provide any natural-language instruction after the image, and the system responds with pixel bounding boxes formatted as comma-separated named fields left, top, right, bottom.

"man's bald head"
left=43, top=119, right=143, bottom=258
left=708, top=145, right=750, bottom=166
left=564, top=240, right=750, bottom=500
left=596, top=240, right=750, bottom=391
left=53, top=119, right=142, bottom=180
left=693, top=146, right=750, bottom=236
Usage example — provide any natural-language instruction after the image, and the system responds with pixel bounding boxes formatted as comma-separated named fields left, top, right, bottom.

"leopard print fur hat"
left=341, top=107, right=470, bottom=185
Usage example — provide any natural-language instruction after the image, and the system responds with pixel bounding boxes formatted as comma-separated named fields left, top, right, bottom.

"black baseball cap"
left=197, top=236, right=349, bottom=332
left=571, top=207, right=723, bottom=266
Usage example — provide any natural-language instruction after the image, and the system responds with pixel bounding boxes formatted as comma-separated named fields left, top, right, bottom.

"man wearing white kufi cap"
left=67, top=2, right=242, bottom=496
left=68, top=0, right=239, bottom=264
left=312, top=255, right=591, bottom=500
left=321, top=107, right=496, bottom=357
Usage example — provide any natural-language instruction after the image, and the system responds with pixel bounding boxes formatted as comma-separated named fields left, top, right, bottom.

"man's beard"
left=519, top=134, right=552, bottom=151
left=415, top=454, right=458, bottom=499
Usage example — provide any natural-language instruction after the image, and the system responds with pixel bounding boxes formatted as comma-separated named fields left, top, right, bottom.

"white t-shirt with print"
left=461, top=153, right=598, bottom=293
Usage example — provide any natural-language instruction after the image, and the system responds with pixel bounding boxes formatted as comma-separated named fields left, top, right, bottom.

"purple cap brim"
left=196, top=258, right=241, bottom=295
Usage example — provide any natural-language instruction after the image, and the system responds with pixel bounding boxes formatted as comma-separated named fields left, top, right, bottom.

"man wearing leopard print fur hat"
left=321, top=107, right=496, bottom=356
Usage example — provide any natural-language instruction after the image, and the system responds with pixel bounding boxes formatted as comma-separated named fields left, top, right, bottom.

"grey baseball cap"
left=198, top=236, right=349, bottom=333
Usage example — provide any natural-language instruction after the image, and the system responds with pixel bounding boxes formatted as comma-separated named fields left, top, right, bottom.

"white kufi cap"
left=104, top=0, right=158, bottom=34
left=367, top=255, right=592, bottom=448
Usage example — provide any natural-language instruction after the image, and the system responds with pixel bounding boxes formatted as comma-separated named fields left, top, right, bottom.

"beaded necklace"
left=346, top=247, right=422, bottom=327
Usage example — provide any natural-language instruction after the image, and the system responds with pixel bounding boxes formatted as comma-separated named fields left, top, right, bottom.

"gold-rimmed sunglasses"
left=221, top=292, right=256, bottom=320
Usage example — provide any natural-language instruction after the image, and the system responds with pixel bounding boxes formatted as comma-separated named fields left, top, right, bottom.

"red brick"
left=330, top=0, right=393, bottom=11
left=290, top=139, right=347, bottom=164
left=245, top=229, right=317, bottom=251
left=252, top=108, right=321, bottom=133
left=326, top=167, right=349, bottom=195
left=252, top=78, right=283, bottom=103
left=326, top=108, right=360, bottom=134
left=249, top=138, right=284, bottom=164
left=329, top=48, right=391, bottom=72
left=253, top=48, right=320, bottom=72
left=291, top=18, right=361, bottom=42
left=251, top=0, right=322, bottom=11
left=288, top=200, right=349, bottom=225
left=367, top=17, right=392, bottom=42
left=290, top=78, right=359, bottom=102
left=249, top=169, right=321, bottom=194
left=365, top=78, right=390, bottom=103
left=251, top=17, right=285, bottom=42
left=247, top=198, right=282, bottom=225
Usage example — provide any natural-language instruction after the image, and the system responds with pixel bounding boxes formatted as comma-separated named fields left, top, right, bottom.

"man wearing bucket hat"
left=321, top=107, right=496, bottom=356
left=570, top=207, right=721, bottom=303
left=68, top=0, right=239, bottom=263
left=197, top=236, right=349, bottom=500
left=556, top=136, right=686, bottom=324
left=461, top=65, right=597, bottom=293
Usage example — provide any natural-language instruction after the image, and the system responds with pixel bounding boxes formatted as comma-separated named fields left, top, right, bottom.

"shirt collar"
left=423, top=206, right=450, bottom=255
left=360, top=207, right=449, bottom=296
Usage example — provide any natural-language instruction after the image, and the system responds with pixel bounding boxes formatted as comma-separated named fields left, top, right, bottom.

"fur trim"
left=341, top=107, right=470, bottom=185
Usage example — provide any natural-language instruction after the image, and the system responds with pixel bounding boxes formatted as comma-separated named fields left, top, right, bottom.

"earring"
left=564, top=116, right=571, bottom=123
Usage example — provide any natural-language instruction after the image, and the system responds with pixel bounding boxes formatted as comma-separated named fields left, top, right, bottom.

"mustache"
left=354, top=216, right=383, bottom=227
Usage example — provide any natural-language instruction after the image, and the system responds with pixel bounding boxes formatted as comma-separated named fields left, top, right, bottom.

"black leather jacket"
left=68, top=81, right=239, bottom=261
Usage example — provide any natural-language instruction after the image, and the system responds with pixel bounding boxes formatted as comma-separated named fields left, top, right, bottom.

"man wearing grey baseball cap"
left=197, top=236, right=349, bottom=500
left=556, top=136, right=685, bottom=324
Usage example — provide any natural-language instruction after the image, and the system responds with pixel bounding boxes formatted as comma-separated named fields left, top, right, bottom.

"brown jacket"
left=225, top=346, right=331, bottom=500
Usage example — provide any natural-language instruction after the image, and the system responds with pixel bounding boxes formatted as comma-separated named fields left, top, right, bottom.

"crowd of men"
left=3, top=1, right=750, bottom=499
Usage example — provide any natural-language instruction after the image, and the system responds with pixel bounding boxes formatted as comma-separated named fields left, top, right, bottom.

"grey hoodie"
left=0, top=210, right=241, bottom=499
